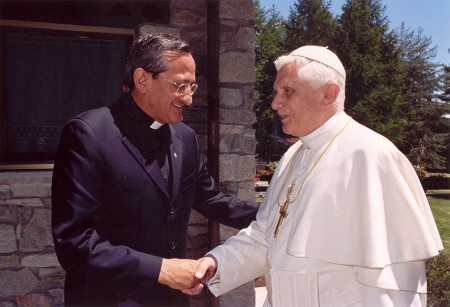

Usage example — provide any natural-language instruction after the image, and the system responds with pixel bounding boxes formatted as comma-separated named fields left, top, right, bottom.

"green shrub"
left=426, top=250, right=450, bottom=306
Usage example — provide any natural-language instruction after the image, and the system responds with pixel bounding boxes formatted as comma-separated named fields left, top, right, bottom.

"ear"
left=133, top=68, right=149, bottom=93
left=322, top=83, right=340, bottom=109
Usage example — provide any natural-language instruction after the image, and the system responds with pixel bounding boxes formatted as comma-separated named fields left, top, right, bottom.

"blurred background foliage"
left=253, top=0, right=450, bottom=174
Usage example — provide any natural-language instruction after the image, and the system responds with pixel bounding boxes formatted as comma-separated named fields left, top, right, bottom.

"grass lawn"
left=426, top=190, right=450, bottom=306
left=427, top=190, right=450, bottom=250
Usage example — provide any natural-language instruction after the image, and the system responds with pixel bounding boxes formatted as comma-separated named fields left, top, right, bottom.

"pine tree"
left=253, top=0, right=339, bottom=162
left=397, top=24, right=441, bottom=106
left=284, top=0, right=337, bottom=51
left=336, top=0, right=405, bottom=143
left=437, top=54, right=450, bottom=103
left=253, top=0, right=288, bottom=161
left=439, top=57, right=450, bottom=171
left=398, top=25, right=450, bottom=170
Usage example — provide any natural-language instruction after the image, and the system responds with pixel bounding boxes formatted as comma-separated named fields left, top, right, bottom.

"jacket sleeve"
left=189, top=130, right=259, bottom=229
left=51, top=118, right=162, bottom=288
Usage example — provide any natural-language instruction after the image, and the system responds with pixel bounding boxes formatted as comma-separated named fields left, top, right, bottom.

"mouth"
left=173, top=102, right=184, bottom=110
left=278, top=114, right=289, bottom=122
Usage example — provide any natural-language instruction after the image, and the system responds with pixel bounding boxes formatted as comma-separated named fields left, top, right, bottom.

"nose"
left=271, top=94, right=282, bottom=110
left=182, top=94, right=193, bottom=106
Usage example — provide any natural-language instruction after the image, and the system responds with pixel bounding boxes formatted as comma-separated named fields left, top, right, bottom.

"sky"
left=259, top=0, right=450, bottom=65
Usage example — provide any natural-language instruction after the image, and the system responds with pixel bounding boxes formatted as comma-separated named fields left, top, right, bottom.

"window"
left=0, top=20, right=135, bottom=169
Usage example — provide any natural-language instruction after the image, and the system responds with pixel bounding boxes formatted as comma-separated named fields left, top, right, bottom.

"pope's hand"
left=181, top=256, right=217, bottom=295
left=195, top=255, right=217, bottom=281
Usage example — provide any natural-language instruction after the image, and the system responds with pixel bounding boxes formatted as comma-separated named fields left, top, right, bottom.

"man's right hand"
left=158, top=258, right=199, bottom=290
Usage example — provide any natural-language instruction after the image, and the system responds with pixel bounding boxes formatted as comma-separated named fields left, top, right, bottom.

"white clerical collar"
left=150, top=121, right=164, bottom=130
left=300, top=111, right=349, bottom=149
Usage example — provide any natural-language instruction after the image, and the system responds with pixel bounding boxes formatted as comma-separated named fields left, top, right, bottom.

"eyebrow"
left=172, top=79, right=196, bottom=84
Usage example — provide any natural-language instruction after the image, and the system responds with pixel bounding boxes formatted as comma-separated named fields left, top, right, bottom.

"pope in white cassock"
left=183, top=46, right=444, bottom=306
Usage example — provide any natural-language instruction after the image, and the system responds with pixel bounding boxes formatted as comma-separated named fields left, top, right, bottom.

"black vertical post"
left=206, top=0, right=220, bottom=306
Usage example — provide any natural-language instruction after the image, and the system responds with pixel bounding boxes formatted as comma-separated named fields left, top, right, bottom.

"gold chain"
left=274, top=119, right=351, bottom=237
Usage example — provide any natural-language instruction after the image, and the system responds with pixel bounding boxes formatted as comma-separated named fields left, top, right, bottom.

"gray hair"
left=274, top=55, right=346, bottom=111
left=123, top=33, right=191, bottom=90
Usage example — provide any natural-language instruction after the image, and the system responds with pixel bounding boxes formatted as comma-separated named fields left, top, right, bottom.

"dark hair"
left=123, top=33, right=191, bottom=89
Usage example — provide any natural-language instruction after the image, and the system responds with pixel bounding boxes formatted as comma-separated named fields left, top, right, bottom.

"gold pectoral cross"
left=274, top=202, right=289, bottom=237
left=274, top=180, right=296, bottom=238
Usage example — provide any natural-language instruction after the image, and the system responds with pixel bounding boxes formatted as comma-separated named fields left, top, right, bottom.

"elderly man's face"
left=271, top=62, right=325, bottom=137
left=141, top=53, right=196, bottom=124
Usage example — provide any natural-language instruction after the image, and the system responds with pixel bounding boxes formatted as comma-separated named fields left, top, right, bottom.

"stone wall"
left=0, top=0, right=256, bottom=306
left=215, top=1, right=257, bottom=305
left=0, top=171, right=61, bottom=306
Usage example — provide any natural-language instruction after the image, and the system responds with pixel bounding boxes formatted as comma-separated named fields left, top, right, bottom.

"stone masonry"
left=0, top=0, right=257, bottom=306
left=0, top=171, right=62, bottom=306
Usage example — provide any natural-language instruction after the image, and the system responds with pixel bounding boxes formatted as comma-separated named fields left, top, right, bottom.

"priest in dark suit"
left=51, top=32, right=258, bottom=307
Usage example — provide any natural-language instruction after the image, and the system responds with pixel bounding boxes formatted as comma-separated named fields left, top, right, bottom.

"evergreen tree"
left=397, top=24, right=441, bottom=106
left=284, top=0, right=337, bottom=51
left=439, top=61, right=450, bottom=171
left=336, top=0, right=405, bottom=144
left=253, top=0, right=449, bottom=170
left=254, top=0, right=339, bottom=162
left=437, top=52, right=450, bottom=103
left=396, top=24, right=449, bottom=170
left=253, top=0, right=288, bottom=161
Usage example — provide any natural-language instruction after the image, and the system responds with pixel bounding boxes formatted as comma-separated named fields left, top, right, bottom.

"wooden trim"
left=206, top=0, right=221, bottom=252
left=0, top=19, right=136, bottom=36
left=0, top=164, right=53, bottom=171
left=206, top=3, right=220, bottom=307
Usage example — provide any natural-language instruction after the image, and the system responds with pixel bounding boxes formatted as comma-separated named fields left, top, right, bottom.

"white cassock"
left=206, top=111, right=443, bottom=307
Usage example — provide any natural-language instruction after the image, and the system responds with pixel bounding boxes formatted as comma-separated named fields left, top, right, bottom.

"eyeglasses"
left=168, top=80, right=198, bottom=96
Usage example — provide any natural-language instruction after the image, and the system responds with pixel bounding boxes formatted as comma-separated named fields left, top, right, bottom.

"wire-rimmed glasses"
left=168, top=79, right=198, bottom=96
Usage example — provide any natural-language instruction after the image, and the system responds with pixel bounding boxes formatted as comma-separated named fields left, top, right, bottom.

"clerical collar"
left=300, top=111, right=349, bottom=149
left=150, top=121, right=164, bottom=130
left=129, top=97, right=166, bottom=130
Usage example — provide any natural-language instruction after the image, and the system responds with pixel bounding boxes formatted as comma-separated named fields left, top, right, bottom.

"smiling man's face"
left=271, top=62, right=326, bottom=137
left=140, top=52, right=196, bottom=124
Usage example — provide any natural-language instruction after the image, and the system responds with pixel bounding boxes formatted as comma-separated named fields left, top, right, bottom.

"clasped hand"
left=158, top=256, right=217, bottom=295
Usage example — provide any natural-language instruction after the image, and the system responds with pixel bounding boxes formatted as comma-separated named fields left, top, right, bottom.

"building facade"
left=0, top=0, right=257, bottom=306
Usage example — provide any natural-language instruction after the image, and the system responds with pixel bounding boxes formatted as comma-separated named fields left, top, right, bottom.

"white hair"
left=274, top=55, right=346, bottom=111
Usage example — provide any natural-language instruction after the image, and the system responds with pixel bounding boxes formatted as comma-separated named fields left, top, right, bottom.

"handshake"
left=158, top=256, right=217, bottom=295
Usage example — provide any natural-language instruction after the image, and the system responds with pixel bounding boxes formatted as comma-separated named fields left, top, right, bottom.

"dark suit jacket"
left=51, top=94, right=258, bottom=306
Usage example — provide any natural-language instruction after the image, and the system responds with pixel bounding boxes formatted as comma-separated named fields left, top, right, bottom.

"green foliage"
left=255, top=161, right=278, bottom=181
left=427, top=193, right=450, bottom=307
left=396, top=25, right=450, bottom=170
left=285, top=0, right=337, bottom=50
left=254, top=0, right=449, bottom=171
left=437, top=62, right=450, bottom=103
left=336, top=0, right=404, bottom=120
left=428, top=195, right=450, bottom=247
left=427, top=250, right=450, bottom=307
left=253, top=0, right=289, bottom=161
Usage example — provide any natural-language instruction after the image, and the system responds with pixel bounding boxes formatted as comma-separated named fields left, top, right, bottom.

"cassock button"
left=174, top=152, right=177, bottom=158
left=169, top=207, right=175, bottom=215
left=171, top=241, right=178, bottom=250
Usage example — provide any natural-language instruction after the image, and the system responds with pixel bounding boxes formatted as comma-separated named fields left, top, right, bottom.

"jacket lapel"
left=110, top=96, right=171, bottom=199
left=169, top=126, right=182, bottom=203
left=122, top=136, right=170, bottom=199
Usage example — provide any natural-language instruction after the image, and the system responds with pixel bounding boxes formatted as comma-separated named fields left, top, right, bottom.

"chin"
left=281, top=126, right=292, bottom=136
left=169, top=116, right=183, bottom=124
